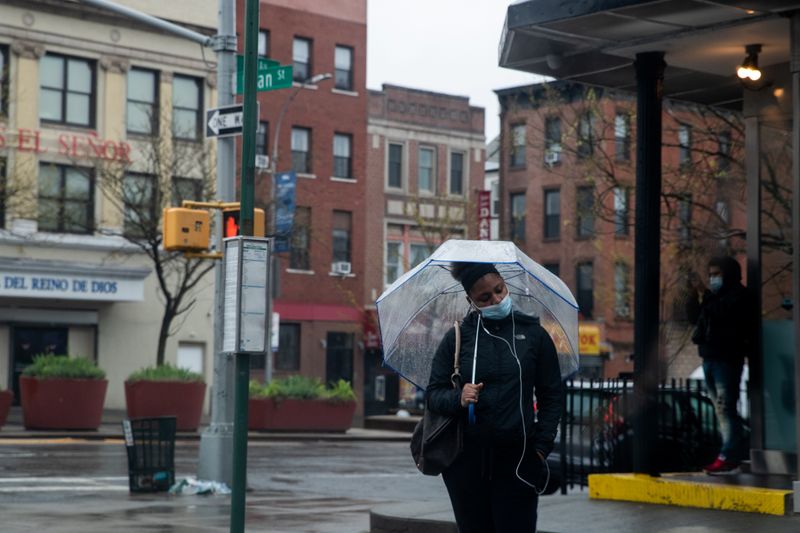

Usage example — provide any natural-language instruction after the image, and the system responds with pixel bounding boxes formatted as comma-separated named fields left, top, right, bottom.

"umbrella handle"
left=468, top=404, right=476, bottom=425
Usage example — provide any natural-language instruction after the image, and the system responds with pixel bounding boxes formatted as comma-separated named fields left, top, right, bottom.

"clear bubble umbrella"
left=376, top=239, right=579, bottom=390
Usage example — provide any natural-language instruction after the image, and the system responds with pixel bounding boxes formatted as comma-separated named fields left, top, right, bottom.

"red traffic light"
left=222, top=208, right=266, bottom=238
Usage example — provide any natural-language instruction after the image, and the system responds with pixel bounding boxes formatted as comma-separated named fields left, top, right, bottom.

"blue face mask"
left=479, top=293, right=513, bottom=320
left=709, top=275, right=723, bottom=293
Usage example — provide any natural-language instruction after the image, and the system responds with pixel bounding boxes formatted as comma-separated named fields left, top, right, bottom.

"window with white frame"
left=291, top=127, right=311, bottom=173
left=544, top=116, right=561, bottom=165
left=678, top=124, right=692, bottom=167
left=614, top=112, right=630, bottom=161
left=258, top=30, right=269, bottom=57
left=613, top=186, right=629, bottom=236
left=333, top=133, right=352, bottom=179
left=293, top=37, right=311, bottom=82
left=332, top=210, right=352, bottom=264
left=385, top=241, right=403, bottom=285
left=334, top=45, right=353, bottom=91
left=510, top=124, right=525, bottom=167
left=388, top=143, right=403, bottom=188
left=40, top=54, right=95, bottom=127
left=544, top=189, right=560, bottom=240
left=418, top=147, right=435, bottom=193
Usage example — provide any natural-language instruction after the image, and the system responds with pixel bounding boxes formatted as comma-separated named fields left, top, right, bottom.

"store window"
left=122, top=172, right=157, bottom=237
left=326, top=332, right=353, bottom=384
left=615, top=112, right=630, bottom=161
left=172, top=75, right=202, bottom=141
left=418, top=147, right=435, bottom=193
left=388, top=143, right=403, bottom=188
left=276, top=323, right=301, bottom=371
left=450, top=151, right=464, bottom=195
left=334, top=45, right=353, bottom=91
left=40, top=53, right=95, bottom=127
left=333, top=133, right=352, bottom=179
left=332, top=210, right=352, bottom=265
left=544, top=189, right=560, bottom=240
left=293, top=37, right=311, bottom=82
left=510, top=192, right=525, bottom=243
left=38, top=164, right=93, bottom=234
left=290, top=206, right=311, bottom=270
left=291, top=127, right=311, bottom=173
left=576, top=186, right=595, bottom=238
left=127, top=68, right=158, bottom=135
left=576, top=262, right=594, bottom=319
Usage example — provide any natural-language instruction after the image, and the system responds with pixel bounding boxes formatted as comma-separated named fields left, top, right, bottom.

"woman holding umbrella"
left=426, top=261, right=563, bottom=533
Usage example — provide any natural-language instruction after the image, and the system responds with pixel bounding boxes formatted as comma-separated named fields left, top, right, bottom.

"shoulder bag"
left=410, top=321, right=464, bottom=476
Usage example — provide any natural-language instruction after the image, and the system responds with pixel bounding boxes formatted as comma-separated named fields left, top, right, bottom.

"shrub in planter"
left=248, top=376, right=356, bottom=432
left=20, top=354, right=108, bottom=430
left=0, top=386, right=12, bottom=429
left=125, top=364, right=206, bottom=431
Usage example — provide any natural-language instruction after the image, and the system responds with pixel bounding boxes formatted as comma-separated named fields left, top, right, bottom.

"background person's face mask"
left=709, top=275, right=723, bottom=293
left=478, top=293, right=512, bottom=319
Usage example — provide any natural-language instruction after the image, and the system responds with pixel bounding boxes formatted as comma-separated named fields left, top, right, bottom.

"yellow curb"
left=588, top=473, right=793, bottom=516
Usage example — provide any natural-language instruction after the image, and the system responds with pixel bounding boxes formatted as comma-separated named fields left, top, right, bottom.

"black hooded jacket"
left=425, top=310, right=562, bottom=456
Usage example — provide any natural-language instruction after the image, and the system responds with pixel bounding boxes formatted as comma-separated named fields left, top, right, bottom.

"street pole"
left=230, top=0, right=259, bottom=530
left=197, top=0, right=237, bottom=487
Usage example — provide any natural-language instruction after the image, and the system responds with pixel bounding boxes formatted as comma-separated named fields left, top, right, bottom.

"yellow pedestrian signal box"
left=163, top=207, right=211, bottom=251
left=222, top=208, right=266, bottom=238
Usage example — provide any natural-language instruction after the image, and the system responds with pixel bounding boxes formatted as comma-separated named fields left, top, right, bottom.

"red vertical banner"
left=478, top=190, right=491, bottom=240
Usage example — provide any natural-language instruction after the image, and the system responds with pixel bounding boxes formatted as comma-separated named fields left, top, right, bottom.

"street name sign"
left=235, top=55, right=293, bottom=94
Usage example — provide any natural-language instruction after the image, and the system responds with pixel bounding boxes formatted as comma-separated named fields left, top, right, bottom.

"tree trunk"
left=156, top=306, right=174, bottom=367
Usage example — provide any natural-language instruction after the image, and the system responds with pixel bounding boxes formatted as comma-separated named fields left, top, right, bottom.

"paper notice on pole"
left=239, top=240, right=269, bottom=352
left=222, top=240, right=240, bottom=353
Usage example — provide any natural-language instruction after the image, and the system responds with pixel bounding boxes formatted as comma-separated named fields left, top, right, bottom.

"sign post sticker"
left=222, top=236, right=271, bottom=355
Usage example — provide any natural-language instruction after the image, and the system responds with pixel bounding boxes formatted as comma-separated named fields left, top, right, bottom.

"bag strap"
left=450, top=321, right=461, bottom=388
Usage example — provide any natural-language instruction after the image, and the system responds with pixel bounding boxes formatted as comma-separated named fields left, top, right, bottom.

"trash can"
left=122, top=416, right=176, bottom=493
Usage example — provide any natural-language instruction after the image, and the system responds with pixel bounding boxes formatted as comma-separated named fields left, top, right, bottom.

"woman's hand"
left=460, top=382, right=484, bottom=408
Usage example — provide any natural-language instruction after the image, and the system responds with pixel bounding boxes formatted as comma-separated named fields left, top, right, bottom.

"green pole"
left=230, top=0, right=258, bottom=531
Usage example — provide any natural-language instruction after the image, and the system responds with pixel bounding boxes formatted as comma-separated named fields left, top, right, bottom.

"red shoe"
left=703, top=456, right=740, bottom=475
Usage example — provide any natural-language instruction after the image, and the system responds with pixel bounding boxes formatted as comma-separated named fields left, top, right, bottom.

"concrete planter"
left=124, top=380, right=206, bottom=431
left=248, top=397, right=356, bottom=432
left=20, top=376, right=107, bottom=430
left=0, top=390, right=12, bottom=428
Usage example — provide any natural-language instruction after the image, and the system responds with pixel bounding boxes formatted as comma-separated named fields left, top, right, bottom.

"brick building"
left=364, top=84, right=485, bottom=413
left=237, top=0, right=370, bottom=418
left=496, top=81, right=746, bottom=379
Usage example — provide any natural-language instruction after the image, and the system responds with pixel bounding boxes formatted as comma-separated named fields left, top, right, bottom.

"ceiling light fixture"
left=737, top=44, right=762, bottom=82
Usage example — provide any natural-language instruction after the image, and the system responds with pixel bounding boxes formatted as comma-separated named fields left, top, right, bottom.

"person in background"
left=687, top=256, right=752, bottom=474
left=426, top=262, right=562, bottom=532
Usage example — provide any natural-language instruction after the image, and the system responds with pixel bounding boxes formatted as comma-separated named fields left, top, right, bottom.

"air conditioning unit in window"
left=255, top=154, right=270, bottom=170
left=544, top=150, right=561, bottom=166
left=331, top=261, right=352, bottom=275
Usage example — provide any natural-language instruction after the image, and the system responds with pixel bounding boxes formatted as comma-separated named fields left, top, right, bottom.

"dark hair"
left=451, top=262, right=499, bottom=293
left=709, top=256, right=742, bottom=285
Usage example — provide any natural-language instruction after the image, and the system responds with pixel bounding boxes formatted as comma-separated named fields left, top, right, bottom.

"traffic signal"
left=222, top=208, right=266, bottom=238
left=162, top=208, right=211, bottom=251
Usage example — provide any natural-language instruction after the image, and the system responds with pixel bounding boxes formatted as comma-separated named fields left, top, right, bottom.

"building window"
left=613, top=186, right=629, bottom=236
left=38, top=164, right=93, bottom=234
left=326, top=331, right=354, bottom=384
left=409, top=243, right=428, bottom=269
left=332, top=210, right=352, bottom=264
left=418, top=147, right=435, bottom=193
left=614, top=262, right=631, bottom=318
left=172, top=75, right=202, bottom=141
left=40, top=54, right=95, bottom=127
left=276, top=323, right=300, bottom=371
left=718, top=131, right=731, bottom=172
left=544, top=117, right=561, bottom=165
left=385, top=241, right=403, bottom=285
left=122, top=173, right=157, bottom=237
left=449, top=151, right=464, bottom=195
left=716, top=199, right=730, bottom=246
left=544, top=189, right=560, bottom=240
left=258, top=30, right=269, bottom=57
left=678, top=194, right=692, bottom=244
left=293, top=37, right=311, bottom=82
left=127, top=68, right=158, bottom=135
left=544, top=263, right=560, bottom=277
left=388, top=143, right=403, bottom=188
left=290, top=206, right=311, bottom=270
left=510, top=192, right=525, bottom=243
left=291, top=127, right=311, bottom=173
left=678, top=124, right=692, bottom=167
left=333, top=133, right=352, bottom=179
left=510, top=124, right=526, bottom=167
left=0, top=46, right=8, bottom=116
left=577, top=112, right=594, bottom=158
left=334, top=45, right=353, bottom=91
left=0, top=157, right=5, bottom=229
left=576, top=262, right=594, bottom=319
left=614, top=112, right=630, bottom=161
left=256, top=121, right=269, bottom=156
left=576, top=186, right=595, bottom=238
left=172, top=177, right=202, bottom=206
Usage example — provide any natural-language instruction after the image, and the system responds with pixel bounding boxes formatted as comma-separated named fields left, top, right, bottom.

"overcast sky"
left=366, top=0, right=542, bottom=142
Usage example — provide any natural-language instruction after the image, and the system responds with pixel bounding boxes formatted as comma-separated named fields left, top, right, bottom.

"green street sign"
left=235, top=56, right=293, bottom=93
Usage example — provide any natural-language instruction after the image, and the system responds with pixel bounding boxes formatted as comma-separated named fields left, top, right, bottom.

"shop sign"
left=579, top=323, right=601, bottom=355
left=478, top=191, right=491, bottom=240
left=1, top=272, right=144, bottom=302
left=0, top=126, right=132, bottom=162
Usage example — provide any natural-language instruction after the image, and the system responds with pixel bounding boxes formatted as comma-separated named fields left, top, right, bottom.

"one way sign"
left=205, top=103, right=259, bottom=138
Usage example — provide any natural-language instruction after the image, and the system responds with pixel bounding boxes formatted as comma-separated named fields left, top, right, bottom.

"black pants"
left=442, top=439, right=540, bottom=533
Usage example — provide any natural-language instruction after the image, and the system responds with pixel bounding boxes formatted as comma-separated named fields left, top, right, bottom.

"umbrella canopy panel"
left=376, top=240, right=579, bottom=390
